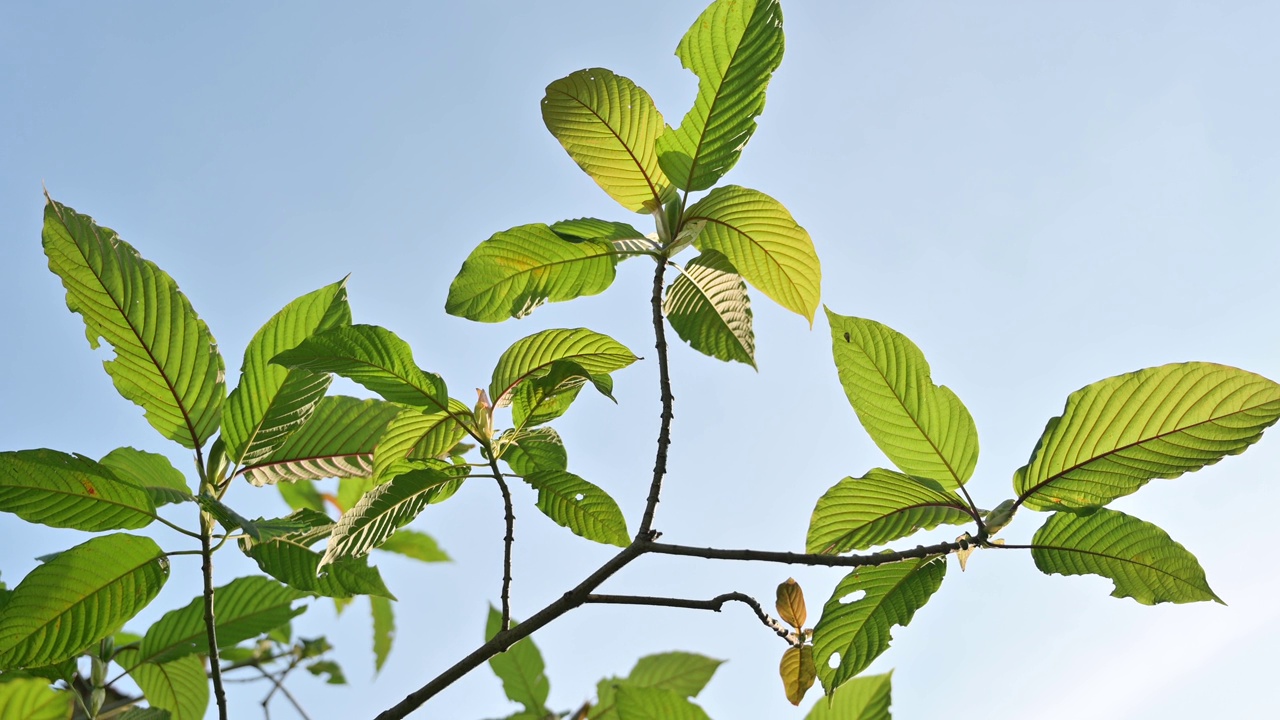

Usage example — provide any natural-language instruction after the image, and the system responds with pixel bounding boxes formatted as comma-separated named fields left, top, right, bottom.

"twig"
left=255, top=664, right=312, bottom=720
left=637, top=258, right=675, bottom=539
left=488, top=455, right=516, bottom=631
left=585, top=592, right=797, bottom=646
left=645, top=539, right=965, bottom=567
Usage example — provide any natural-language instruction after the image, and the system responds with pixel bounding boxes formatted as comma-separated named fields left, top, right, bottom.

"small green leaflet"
left=812, top=556, right=946, bottom=696
left=665, top=250, right=755, bottom=367
left=485, top=606, right=550, bottom=716
left=499, top=427, right=568, bottom=476
left=550, top=217, right=648, bottom=250
left=1031, top=508, right=1221, bottom=605
left=0, top=533, right=168, bottom=670
left=657, top=0, right=785, bottom=191
left=223, top=279, right=351, bottom=467
left=0, top=449, right=157, bottom=531
left=42, top=198, right=225, bottom=450
left=685, top=186, right=820, bottom=323
left=804, top=672, right=893, bottom=720
left=195, top=494, right=313, bottom=542
left=376, top=529, right=450, bottom=563
left=542, top=68, right=675, bottom=213
left=826, top=310, right=979, bottom=490
left=807, top=469, right=972, bottom=554
left=490, top=328, right=637, bottom=408
left=113, top=647, right=209, bottom=720
left=241, top=396, right=401, bottom=486
left=1014, top=362, right=1280, bottom=511
left=523, top=471, right=630, bottom=547
left=371, top=595, right=395, bottom=672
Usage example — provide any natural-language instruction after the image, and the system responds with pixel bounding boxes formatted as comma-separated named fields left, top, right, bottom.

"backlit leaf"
left=500, top=428, right=568, bottom=476
left=665, top=250, right=755, bottom=366
left=523, top=471, right=629, bottom=547
left=807, top=469, right=972, bottom=554
left=240, top=511, right=395, bottom=599
left=113, top=649, right=207, bottom=720
left=490, top=328, right=637, bottom=408
left=98, top=447, right=191, bottom=507
left=0, top=449, right=156, bottom=531
left=615, top=686, right=710, bottom=720
left=776, top=578, right=806, bottom=629
left=779, top=645, right=816, bottom=705
left=485, top=607, right=550, bottom=715
left=241, top=396, right=400, bottom=486
left=371, top=595, right=395, bottom=673
left=376, top=529, right=450, bottom=563
left=371, top=402, right=472, bottom=481
left=0, top=677, right=73, bottom=720
left=320, top=462, right=460, bottom=567
left=804, top=672, right=892, bottom=720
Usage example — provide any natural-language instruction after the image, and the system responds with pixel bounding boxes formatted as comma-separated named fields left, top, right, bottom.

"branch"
left=488, top=455, right=516, bottom=631
left=255, top=664, right=312, bottom=720
left=199, top=509, right=229, bottom=720
left=585, top=592, right=796, bottom=646
left=645, top=539, right=966, bottom=567
left=637, top=258, right=675, bottom=539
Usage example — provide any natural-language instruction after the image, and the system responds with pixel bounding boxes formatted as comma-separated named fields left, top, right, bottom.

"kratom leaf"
left=665, top=250, right=755, bottom=366
left=500, top=428, right=568, bottom=476
left=195, top=495, right=313, bottom=542
left=98, top=447, right=191, bottom=507
left=626, top=652, right=723, bottom=698
left=657, top=0, right=785, bottom=191
left=779, top=644, right=816, bottom=705
left=551, top=218, right=647, bottom=246
left=376, top=529, right=450, bottom=563
left=510, top=366, right=588, bottom=429
left=113, top=649, right=207, bottom=720
left=485, top=607, right=550, bottom=715
left=804, top=672, right=892, bottom=720
left=807, top=470, right=973, bottom=554
left=490, top=328, right=637, bottom=408
left=523, top=471, right=629, bottom=547
left=0, top=449, right=156, bottom=531
left=0, top=534, right=167, bottom=670
left=812, top=556, right=946, bottom=695
left=42, top=199, right=225, bottom=449
left=615, top=687, right=711, bottom=720
left=0, top=677, right=74, bottom=720
left=371, top=595, right=395, bottom=673
left=542, top=68, right=675, bottom=213
left=776, top=578, right=806, bottom=629
left=242, top=396, right=401, bottom=486
left=113, top=709, right=173, bottom=720
left=827, top=311, right=979, bottom=490
left=336, top=477, right=375, bottom=513
left=277, top=478, right=325, bottom=512
left=306, top=660, right=346, bottom=685
left=272, top=325, right=449, bottom=410
left=240, top=512, right=395, bottom=599
left=1031, top=508, right=1220, bottom=605
left=1014, top=362, right=1280, bottom=511
left=447, top=224, right=619, bottom=323
left=134, top=576, right=307, bottom=666
left=685, top=186, right=820, bottom=322
left=320, top=462, right=458, bottom=567
left=223, top=280, right=351, bottom=467
left=371, top=402, right=472, bottom=480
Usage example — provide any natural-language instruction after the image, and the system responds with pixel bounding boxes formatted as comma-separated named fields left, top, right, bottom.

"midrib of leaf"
left=670, top=260, right=743, bottom=347
left=461, top=247, right=619, bottom=305
left=1017, top=410, right=1257, bottom=506
left=1, top=476, right=158, bottom=524
left=52, top=202, right=203, bottom=449
left=548, top=87, right=665, bottom=211
left=1027, top=541, right=1209, bottom=594
left=125, top=599, right=295, bottom=670
left=692, top=216, right=807, bottom=315
left=817, top=500, right=971, bottom=554
left=231, top=372, right=326, bottom=472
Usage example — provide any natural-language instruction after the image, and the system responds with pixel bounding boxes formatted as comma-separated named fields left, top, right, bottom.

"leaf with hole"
left=523, top=471, right=629, bottom=547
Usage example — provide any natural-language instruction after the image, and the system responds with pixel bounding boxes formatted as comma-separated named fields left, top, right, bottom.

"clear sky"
left=3, top=1, right=1279, bottom=718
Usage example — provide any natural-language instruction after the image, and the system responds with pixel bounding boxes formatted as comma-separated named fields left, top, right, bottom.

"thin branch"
left=255, top=665, right=312, bottom=720
left=645, top=539, right=966, bottom=568
left=637, top=257, right=675, bottom=540
left=488, top=454, right=516, bottom=631
left=585, top=592, right=797, bottom=646
left=199, top=508, right=229, bottom=720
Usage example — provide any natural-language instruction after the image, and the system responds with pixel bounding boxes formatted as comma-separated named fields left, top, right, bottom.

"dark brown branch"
left=637, top=258, right=675, bottom=539
left=488, top=455, right=516, bottom=631
left=586, top=592, right=797, bottom=646
left=645, top=539, right=966, bottom=567
left=199, top=508, right=229, bottom=720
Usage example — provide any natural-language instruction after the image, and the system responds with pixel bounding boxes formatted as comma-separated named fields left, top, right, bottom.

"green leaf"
left=0, top=534, right=168, bottom=670
left=446, top=224, right=619, bottom=323
left=134, top=576, right=307, bottom=666
left=826, top=311, right=979, bottom=490
left=615, top=687, right=711, bottom=720
left=113, top=649, right=207, bottom=720
left=804, top=672, right=892, bottom=720
left=337, top=477, right=375, bottom=513
left=115, top=708, right=174, bottom=720
left=320, top=462, right=459, bottom=567
left=0, top=677, right=73, bottom=720
left=550, top=218, right=648, bottom=248
left=1031, top=508, right=1220, bottom=605
left=376, top=529, right=450, bottom=563
left=223, top=280, right=351, bottom=467
left=685, top=186, right=820, bottom=323
left=524, top=471, right=629, bottom=547
left=500, top=428, right=568, bottom=476
left=195, top=495, right=313, bottom=543
left=0, top=449, right=157, bottom=531
left=240, top=512, right=395, bottom=599
left=779, top=644, right=816, bottom=705
left=665, top=250, right=755, bottom=366
left=485, top=607, right=550, bottom=714
left=490, top=328, right=637, bottom=408
left=1014, top=362, right=1280, bottom=511
left=306, top=659, right=346, bottom=685
left=371, top=402, right=472, bottom=481
left=272, top=325, right=450, bottom=410
left=591, top=652, right=723, bottom=720
left=371, top=595, right=394, bottom=673
left=657, top=0, right=785, bottom=191
left=277, top=479, right=325, bottom=512
left=807, top=470, right=973, bottom=554
left=812, top=556, right=946, bottom=695
left=242, top=396, right=401, bottom=486
left=42, top=199, right=225, bottom=450
left=542, top=68, right=675, bottom=213
left=98, top=447, right=191, bottom=507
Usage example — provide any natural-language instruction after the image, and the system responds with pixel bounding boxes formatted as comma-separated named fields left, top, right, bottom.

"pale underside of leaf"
left=42, top=199, right=225, bottom=449
left=242, top=396, right=401, bottom=486
left=1031, top=508, right=1220, bottom=605
left=371, top=402, right=471, bottom=481
left=542, top=68, right=675, bottom=213
left=686, top=186, right=820, bottom=322
left=490, top=327, right=637, bottom=408
left=319, top=463, right=459, bottom=567
left=657, top=0, right=785, bottom=191
left=826, top=310, right=979, bottom=490
left=665, top=249, right=755, bottom=366
left=807, top=469, right=973, bottom=554
left=1014, top=362, right=1280, bottom=510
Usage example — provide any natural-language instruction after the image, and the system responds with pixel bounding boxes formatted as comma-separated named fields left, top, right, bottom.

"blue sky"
left=3, top=1, right=1279, bottom=718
